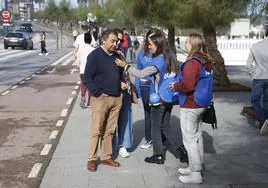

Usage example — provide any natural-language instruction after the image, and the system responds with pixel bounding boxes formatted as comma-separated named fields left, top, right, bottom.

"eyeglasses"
left=117, top=38, right=124, bottom=43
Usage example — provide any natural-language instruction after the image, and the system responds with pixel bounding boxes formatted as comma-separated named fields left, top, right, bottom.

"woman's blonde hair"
left=187, top=33, right=206, bottom=57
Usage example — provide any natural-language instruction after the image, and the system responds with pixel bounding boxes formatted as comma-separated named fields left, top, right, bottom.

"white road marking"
left=0, top=50, right=37, bottom=61
left=70, top=68, right=77, bottom=74
left=77, top=81, right=81, bottom=85
left=74, top=85, right=79, bottom=90
left=56, top=120, right=64, bottom=127
left=32, top=74, right=36, bottom=77
left=51, top=52, right=72, bottom=66
left=1, top=91, right=10, bottom=96
left=11, top=85, right=18, bottom=90
left=72, top=91, right=77, bottom=95
left=36, top=71, right=40, bottom=74
left=60, top=109, right=68, bottom=117
left=49, top=130, right=59, bottom=139
left=40, top=144, right=52, bottom=155
left=72, top=60, right=78, bottom=66
left=19, top=81, right=25, bottom=84
left=28, top=163, right=43, bottom=178
left=62, top=58, right=72, bottom=66
left=25, top=77, right=31, bottom=80
left=66, top=97, right=73, bottom=105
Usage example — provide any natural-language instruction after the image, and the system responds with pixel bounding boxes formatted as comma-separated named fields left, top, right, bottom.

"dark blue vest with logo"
left=178, top=56, right=214, bottom=107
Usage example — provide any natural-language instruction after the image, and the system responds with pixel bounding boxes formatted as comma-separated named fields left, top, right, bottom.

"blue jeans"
left=113, top=90, right=133, bottom=149
left=251, top=79, right=268, bottom=127
left=122, top=47, right=128, bottom=58
left=140, top=86, right=152, bottom=142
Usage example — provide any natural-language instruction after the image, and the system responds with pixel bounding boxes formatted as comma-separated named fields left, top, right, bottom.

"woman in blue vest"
left=135, top=28, right=163, bottom=149
left=115, top=33, right=179, bottom=164
left=170, top=33, right=213, bottom=184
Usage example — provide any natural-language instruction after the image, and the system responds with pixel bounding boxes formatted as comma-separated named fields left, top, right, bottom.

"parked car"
left=4, top=32, right=34, bottom=50
left=20, top=22, right=33, bottom=32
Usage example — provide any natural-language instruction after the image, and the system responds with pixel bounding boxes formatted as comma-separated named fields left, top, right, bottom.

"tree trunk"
left=167, top=25, right=176, bottom=53
left=202, top=26, right=230, bottom=86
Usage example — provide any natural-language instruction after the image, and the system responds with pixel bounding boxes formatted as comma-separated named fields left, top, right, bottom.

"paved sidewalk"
left=40, top=67, right=268, bottom=188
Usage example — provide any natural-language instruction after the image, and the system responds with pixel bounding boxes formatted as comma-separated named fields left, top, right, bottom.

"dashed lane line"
left=72, top=91, right=77, bottom=95
left=62, top=58, right=73, bottom=66
left=49, top=130, right=59, bottom=139
left=50, top=52, right=72, bottom=66
left=1, top=90, right=10, bottom=96
left=74, top=85, right=79, bottom=90
left=66, top=97, right=73, bottom=105
left=40, top=144, right=52, bottom=156
left=60, top=109, right=68, bottom=117
left=56, top=120, right=64, bottom=127
left=11, top=85, right=18, bottom=90
left=28, top=163, right=43, bottom=178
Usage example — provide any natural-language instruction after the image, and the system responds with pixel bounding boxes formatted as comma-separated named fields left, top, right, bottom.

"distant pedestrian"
left=84, top=29, right=123, bottom=172
left=39, top=31, right=48, bottom=56
left=130, top=31, right=138, bottom=62
left=72, top=29, right=78, bottom=41
left=170, top=33, right=213, bottom=184
left=246, top=32, right=268, bottom=136
left=121, top=28, right=132, bottom=58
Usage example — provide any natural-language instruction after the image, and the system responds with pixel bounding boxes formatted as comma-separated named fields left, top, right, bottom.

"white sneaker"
left=38, top=53, right=43, bottom=56
left=260, top=119, right=268, bottom=136
left=179, top=172, right=203, bottom=184
left=140, top=140, right=152, bottom=149
left=119, top=147, right=130, bottom=158
left=178, top=167, right=191, bottom=175
left=45, top=52, right=49, bottom=56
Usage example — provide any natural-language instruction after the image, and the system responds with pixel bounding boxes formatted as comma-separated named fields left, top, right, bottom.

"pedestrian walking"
left=115, top=33, right=180, bottom=165
left=246, top=31, right=268, bottom=135
left=39, top=31, right=48, bottom=56
left=170, top=33, right=213, bottom=184
left=76, top=32, right=95, bottom=108
left=72, top=22, right=96, bottom=108
left=84, top=29, right=123, bottom=172
left=135, top=28, right=163, bottom=149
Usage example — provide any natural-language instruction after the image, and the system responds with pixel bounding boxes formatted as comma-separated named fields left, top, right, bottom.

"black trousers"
left=41, top=41, right=47, bottom=53
left=151, top=104, right=177, bottom=156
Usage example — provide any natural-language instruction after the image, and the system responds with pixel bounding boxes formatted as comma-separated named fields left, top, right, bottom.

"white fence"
left=178, top=37, right=261, bottom=66
left=137, top=36, right=261, bottom=66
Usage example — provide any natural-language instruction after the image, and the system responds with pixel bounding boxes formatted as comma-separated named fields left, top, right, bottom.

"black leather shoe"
left=144, top=155, right=165, bottom=164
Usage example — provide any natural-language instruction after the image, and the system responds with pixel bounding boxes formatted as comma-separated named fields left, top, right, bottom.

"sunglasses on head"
left=117, top=38, right=124, bottom=43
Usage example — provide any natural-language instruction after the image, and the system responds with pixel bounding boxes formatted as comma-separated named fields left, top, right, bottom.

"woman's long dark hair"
left=149, top=33, right=178, bottom=74
left=144, top=28, right=162, bottom=56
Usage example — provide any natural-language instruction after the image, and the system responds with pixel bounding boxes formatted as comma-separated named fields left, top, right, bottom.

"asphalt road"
left=0, top=23, right=78, bottom=188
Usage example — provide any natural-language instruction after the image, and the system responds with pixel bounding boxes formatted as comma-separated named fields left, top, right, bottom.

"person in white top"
left=246, top=29, right=268, bottom=135
left=74, top=29, right=96, bottom=108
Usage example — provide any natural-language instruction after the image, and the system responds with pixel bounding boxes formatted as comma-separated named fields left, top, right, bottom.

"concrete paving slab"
left=40, top=66, right=268, bottom=188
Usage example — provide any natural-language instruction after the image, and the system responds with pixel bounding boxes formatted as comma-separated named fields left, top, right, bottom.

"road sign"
left=2, top=10, right=11, bottom=26
left=2, top=10, right=10, bottom=19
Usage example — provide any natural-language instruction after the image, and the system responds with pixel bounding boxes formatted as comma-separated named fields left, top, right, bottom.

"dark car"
left=4, top=32, right=34, bottom=50
left=20, top=22, right=33, bottom=32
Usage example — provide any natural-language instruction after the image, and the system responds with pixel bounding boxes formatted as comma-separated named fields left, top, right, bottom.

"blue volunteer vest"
left=150, top=55, right=166, bottom=94
left=178, top=56, right=214, bottom=107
